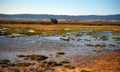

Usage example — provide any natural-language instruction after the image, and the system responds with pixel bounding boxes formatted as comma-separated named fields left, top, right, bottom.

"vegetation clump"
left=0, top=59, right=10, bottom=64
left=112, top=37, right=120, bottom=41
left=17, top=55, right=26, bottom=58
left=26, top=54, right=48, bottom=61
left=16, top=62, right=31, bottom=67
left=84, top=39, right=91, bottom=41
left=100, top=36, right=109, bottom=40
left=85, top=44, right=106, bottom=48
left=109, top=44, right=116, bottom=47
left=17, top=54, right=48, bottom=61
left=95, top=44, right=106, bottom=48
left=40, top=60, right=62, bottom=68
left=63, top=64, right=75, bottom=69
left=59, top=60, right=70, bottom=64
left=60, top=37, right=70, bottom=41
left=56, top=51, right=65, bottom=56
left=85, top=44, right=94, bottom=47
left=50, top=18, right=58, bottom=24
left=75, top=33, right=82, bottom=36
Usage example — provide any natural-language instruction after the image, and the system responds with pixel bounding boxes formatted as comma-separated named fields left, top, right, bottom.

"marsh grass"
left=27, top=54, right=48, bottom=61
left=109, top=44, right=116, bottom=47
left=17, top=54, right=48, bottom=61
left=63, top=64, right=75, bottom=69
left=100, top=36, right=109, bottom=41
left=0, top=27, right=79, bottom=36
left=112, top=37, right=120, bottom=41
left=95, top=44, right=106, bottom=48
left=39, top=60, right=73, bottom=69
left=40, top=60, right=62, bottom=68
left=1, top=19, right=120, bottom=26
left=85, top=44, right=106, bottom=48
left=59, top=60, right=70, bottom=64
left=0, top=27, right=58, bottom=36
left=17, top=55, right=26, bottom=58
left=16, top=62, right=31, bottom=67
left=60, top=37, right=70, bottom=41
left=85, top=44, right=94, bottom=47
left=0, top=59, right=10, bottom=64
left=0, top=25, right=120, bottom=36
left=56, top=51, right=65, bottom=56
left=84, top=39, right=91, bottom=41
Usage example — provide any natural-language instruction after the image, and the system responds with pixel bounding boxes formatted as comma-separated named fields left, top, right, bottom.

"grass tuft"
left=17, top=54, right=48, bottom=61
left=56, top=51, right=65, bottom=56
left=100, top=36, right=109, bottom=40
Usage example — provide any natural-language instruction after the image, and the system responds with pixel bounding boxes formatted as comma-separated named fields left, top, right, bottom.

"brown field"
left=0, top=19, right=120, bottom=25
left=0, top=24, right=120, bottom=32
left=0, top=19, right=120, bottom=31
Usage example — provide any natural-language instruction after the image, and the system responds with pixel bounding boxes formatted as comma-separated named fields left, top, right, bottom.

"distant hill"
left=0, top=14, right=120, bottom=20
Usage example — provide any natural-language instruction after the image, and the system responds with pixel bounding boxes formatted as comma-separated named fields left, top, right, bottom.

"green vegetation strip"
left=112, top=37, right=120, bottom=41
left=85, top=44, right=106, bottom=48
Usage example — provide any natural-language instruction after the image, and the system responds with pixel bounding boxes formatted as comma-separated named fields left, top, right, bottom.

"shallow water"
left=0, top=30, right=120, bottom=63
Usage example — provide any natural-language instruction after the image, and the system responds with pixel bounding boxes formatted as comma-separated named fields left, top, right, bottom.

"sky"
left=0, top=0, right=120, bottom=15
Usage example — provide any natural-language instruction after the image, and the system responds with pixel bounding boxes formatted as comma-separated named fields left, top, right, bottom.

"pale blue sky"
left=0, top=0, right=120, bottom=15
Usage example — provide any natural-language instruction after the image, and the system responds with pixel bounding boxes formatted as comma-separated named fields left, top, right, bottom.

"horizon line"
left=0, top=13, right=120, bottom=16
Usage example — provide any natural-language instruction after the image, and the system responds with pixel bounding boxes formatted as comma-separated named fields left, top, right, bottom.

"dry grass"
left=0, top=19, right=120, bottom=26
left=75, top=51, right=120, bottom=72
left=0, top=24, right=60, bottom=30
left=0, top=24, right=120, bottom=32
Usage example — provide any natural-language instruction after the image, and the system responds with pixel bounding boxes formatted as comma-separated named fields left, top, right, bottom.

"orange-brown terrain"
left=0, top=51, right=120, bottom=72
left=56, top=51, right=120, bottom=72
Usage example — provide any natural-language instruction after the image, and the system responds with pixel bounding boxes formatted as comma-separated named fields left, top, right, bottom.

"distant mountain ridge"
left=0, top=14, right=120, bottom=20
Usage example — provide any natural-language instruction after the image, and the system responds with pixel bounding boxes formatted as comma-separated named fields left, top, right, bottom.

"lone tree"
left=50, top=18, right=58, bottom=24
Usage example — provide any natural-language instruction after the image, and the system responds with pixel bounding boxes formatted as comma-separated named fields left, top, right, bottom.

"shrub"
left=50, top=18, right=58, bottom=24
